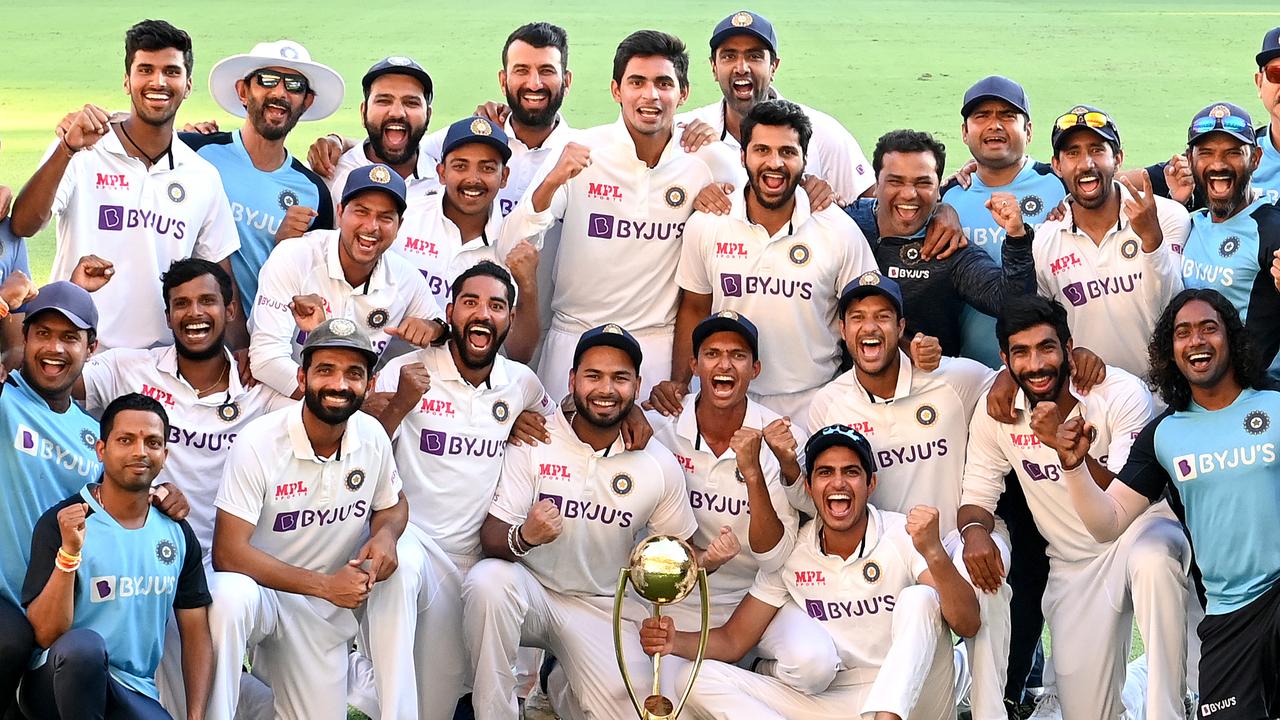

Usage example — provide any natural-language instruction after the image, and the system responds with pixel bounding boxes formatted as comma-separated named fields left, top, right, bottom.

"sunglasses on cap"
left=1263, top=65, right=1280, bottom=85
left=1191, top=115, right=1250, bottom=135
left=246, top=70, right=310, bottom=95
left=1054, top=110, right=1113, bottom=133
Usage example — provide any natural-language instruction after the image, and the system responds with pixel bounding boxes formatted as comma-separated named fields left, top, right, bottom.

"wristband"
left=959, top=522, right=988, bottom=536
left=507, top=524, right=531, bottom=558
left=56, top=547, right=81, bottom=573
left=429, top=318, right=449, bottom=347
left=517, top=523, right=538, bottom=549
left=61, top=137, right=79, bottom=158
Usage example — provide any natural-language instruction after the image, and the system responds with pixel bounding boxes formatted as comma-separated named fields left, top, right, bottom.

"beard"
left=303, top=387, right=363, bottom=425
left=1200, top=170, right=1253, bottom=221
left=1013, top=360, right=1070, bottom=405
left=572, top=390, right=633, bottom=430
left=247, top=96, right=304, bottom=141
left=174, top=330, right=227, bottom=362
left=363, top=115, right=428, bottom=166
left=450, top=320, right=508, bottom=370
left=748, top=166, right=802, bottom=210
left=504, top=85, right=565, bottom=128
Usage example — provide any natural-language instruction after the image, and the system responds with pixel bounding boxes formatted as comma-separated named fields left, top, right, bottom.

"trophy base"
left=642, top=694, right=675, bottom=719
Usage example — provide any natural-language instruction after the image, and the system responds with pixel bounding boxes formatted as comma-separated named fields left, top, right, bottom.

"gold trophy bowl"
left=613, top=535, right=710, bottom=720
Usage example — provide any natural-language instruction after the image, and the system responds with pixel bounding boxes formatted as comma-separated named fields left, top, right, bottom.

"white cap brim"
left=208, top=54, right=345, bottom=121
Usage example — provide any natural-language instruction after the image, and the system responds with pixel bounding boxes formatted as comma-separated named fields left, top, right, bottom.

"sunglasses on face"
left=247, top=70, right=309, bottom=94
left=1191, top=115, right=1250, bottom=135
left=1054, top=110, right=1113, bottom=132
left=1263, top=64, right=1280, bottom=85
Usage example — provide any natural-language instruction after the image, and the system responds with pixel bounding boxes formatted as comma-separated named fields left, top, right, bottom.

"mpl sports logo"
left=401, top=235, right=441, bottom=257
left=1172, top=442, right=1277, bottom=482
left=1049, top=253, right=1083, bottom=276
left=586, top=213, right=684, bottom=241
left=140, top=384, right=176, bottom=408
left=95, top=172, right=129, bottom=191
left=272, top=500, right=369, bottom=532
left=274, top=479, right=308, bottom=500
left=97, top=205, right=187, bottom=239
left=794, top=570, right=826, bottom=587
left=419, top=398, right=456, bottom=417
left=718, top=273, right=813, bottom=300
left=586, top=182, right=623, bottom=202
left=1061, top=272, right=1143, bottom=307
left=419, top=429, right=503, bottom=458
left=536, top=492, right=632, bottom=527
left=803, top=594, right=896, bottom=621
left=714, top=241, right=749, bottom=259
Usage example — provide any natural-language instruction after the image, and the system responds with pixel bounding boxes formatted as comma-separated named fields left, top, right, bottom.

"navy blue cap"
left=1257, top=27, right=1280, bottom=68
left=838, top=271, right=903, bottom=318
left=1050, top=104, right=1121, bottom=151
left=441, top=116, right=512, bottom=163
left=573, top=323, right=643, bottom=372
left=341, top=163, right=407, bottom=214
left=362, top=56, right=433, bottom=102
left=710, top=10, right=778, bottom=55
left=804, top=424, right=876, bottom=477
left=961, top=75, right=1029, bottom=118
left=17, top=281, right=98, bottom=330
left=692, top=310, right=759, bottom=359
left=1188, top=102, right=1257, bottom=146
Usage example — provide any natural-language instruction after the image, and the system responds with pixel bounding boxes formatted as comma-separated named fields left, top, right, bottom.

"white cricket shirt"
left=328, top=142, right=440, bottom=206
left=676, top=188, right=877, bottom=395
left=807, top=353, right=995, bottom=536
left=390, top=189, right=506, bottom=307
left=247, top=230, right=443, bottom=396
left=215, top=405, right=402, bottom=574
left=375, top=344, right=554, bottom=561
left=489, top=407, right=698, bottom=597
left=42, top=131, right=239, bottom=349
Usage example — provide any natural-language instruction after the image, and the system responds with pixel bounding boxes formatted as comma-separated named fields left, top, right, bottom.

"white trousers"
left=206, top=571, right=358, bottom=720
left=950, top=529, right=1014, bottom=720
left=156, top=610, right=275, bottom=720
left=537, top=325, right=673, bottom=404
left=682, top=585, right=955, bottom=719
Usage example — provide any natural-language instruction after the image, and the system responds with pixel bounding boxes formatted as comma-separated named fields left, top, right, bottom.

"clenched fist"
left=57, top=502, right=90, bottom=555
left=522, top=499, right=563, bottom=546
left=905, top=505, right=942, bottom=557
left=701, top=526, right=741, bottom=573
left=289, top=294, right=327, bottom=333
left=546, top=142, right=591, bottom=187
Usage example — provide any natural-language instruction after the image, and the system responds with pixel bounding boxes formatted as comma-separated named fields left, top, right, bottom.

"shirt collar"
left=101, top=121, right=179, bottom=171
left=610, top=116, right=684, bottom=167
left=735, top=186, right=814, bottom=237
left=553, top=406, right=628, bottom=457
left=286, top=404, right=361, bottom=462
left=325, top=230, right=390, bottom=292
left=156, top=344, right=249, bottom=400
left=674, top=394, right=767, bottom=454
left=421, top=343, right=509, bottom=388
left=1066, top=182, right=1130, bottom=236
left=503, top=113, right=571, bottom=151
left=812, top=504, right=883, bottom=561
left=852, top=350, right=914, bottom=402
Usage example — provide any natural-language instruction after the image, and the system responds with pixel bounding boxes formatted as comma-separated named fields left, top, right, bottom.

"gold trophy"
left=613, top=534, right=710, bottom=720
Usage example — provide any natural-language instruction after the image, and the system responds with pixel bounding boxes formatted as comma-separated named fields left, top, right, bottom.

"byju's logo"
left=418, top=429, right=503, bottom=458
left=718, top=273, right=812, bottom=300
left=98, top=205, right=125, bottom=231
left=804, top=598, right=827, bottom=621
left=91, top=576, right=116, bottom=603
left=14, top=424, right=38, bottom=456
left=585, top=213, right=683, bottom=241
left=272, top=501, right=369, bottom=533
left=588, top=213, right=615, bottom=238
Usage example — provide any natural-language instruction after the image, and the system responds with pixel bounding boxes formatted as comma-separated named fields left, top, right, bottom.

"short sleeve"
left=173, top=520, right=211, bottom=609
left=369, top=433, right=403, bottom=512
left=490, top=442, right=538, bottom=526
left=21, top=498, right=76, bottom=608
left=214, top=437, right=270, bottom=525
left=80, top=350, right=124, bottom=416
left=517, top=368, right=555, bottom=416
left=674, top=213, right=715, bottom=295
left=1116, top=413, right=1174, bottom=503
left=747, top=566, right=790, bottom=608
left=646, top=451, right=698, bottom=540
left=958, top=402, right=1014, bottom=513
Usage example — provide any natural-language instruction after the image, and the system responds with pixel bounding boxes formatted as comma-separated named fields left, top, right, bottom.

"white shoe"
left=1027, top=690, right=1061, bottom=720
left=522, top=687, right=559, bottom=720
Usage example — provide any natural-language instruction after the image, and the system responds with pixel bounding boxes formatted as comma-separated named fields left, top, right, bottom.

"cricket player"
left=1057, top=288, right=1280, bottom=718
left=499, top=30, right=743, bottom=401
left=677, top=10, right=874, bottom=201
left=959, top=295, right=1190, bottom=719
left=642, top=425, right=978, bottom=719
left=248, top=164, right=444, bottom=398
left=657, top=99, right=877, bottom=423
left=20, top=393, right=212, bottom=720
left=462, top=323, right=737, bottom=720
left=208, top=319, right=408, bottom=720
left=8, top=20, right=240, bottom=351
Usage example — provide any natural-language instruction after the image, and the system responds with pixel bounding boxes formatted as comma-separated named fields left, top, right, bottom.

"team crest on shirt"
left=664, top=186, right=687, bottom=208
left=1120, top=239, right=1139, bottom=260
left=915, top=404, right=938, bottom=426
left=155, top=539, right=178, bottom=566
left=862, top=561, right=881, bottom=584
left=1244, top=410, right=1270, bottom=435
left=1020, top=195, right=1044, bottom=216
left=345, top=469, right=366, bottom=492
left=492, top=400, right=511, bottom=423
left=167, top=182, right=186, bottom=203
left=278, top=190, right=299, bottom=210
left=79, top=428, right=97, bottom=449
left=899, top=243, right=922, bottom=266
left=1219, top=236, right=1241, bottom=258
left=367, top=308, right=390, bottom=329
left=788, top=243, right=811, bottom=266
left=217, top=401, right=241, bottom=423
left=731, top=11, right=754, bottom=26
left=611, top=473, right=634, bottom=496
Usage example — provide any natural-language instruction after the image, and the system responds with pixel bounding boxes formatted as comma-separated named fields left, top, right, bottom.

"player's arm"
left=212, top=510, right=339, bottom=596
left=640, top=593, right=780, bottom=663
left=359, top=491, right=409, bottom=584
left=10, top=106, right=109, bottom=236
left=172, top=521, right=212, bottom=720
left=22, top=502, right=84, bottom=648
left=247, top=249, right=307, bottom=398
left=909, top=506, right=979, bottom=637
left=956, top=408, right=1014, bottom=593
left=503, top=238, right=541, bottom=363
left=480, top=443, right=557, bottom=561
left=372, top=357, right=427, bottom=438
left=732, top=427, right=785, bottom=555
left=670, top=290, right=711, bottom=389
left=1058, top=415, right=1163, bottom=543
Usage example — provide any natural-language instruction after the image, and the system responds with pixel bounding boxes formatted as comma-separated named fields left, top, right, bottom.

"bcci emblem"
left=1244, top=410, right=1270, bottom=436
left=716, top=310, right=740, bottom=321
left=367, top=308, right=390, bottom=329
left=217, top=402, right=241, bottom=423
left=1020, top=195, right=1044, bottom=216
left=1209, top=104, right=1231, bottom=119
left=788, top=243, right=811, bottom=266
left=155, top=539, right=177, bottom=566
left=79, top=429, right=97, bottom=449
left=470, top=117, right=493, bottom=136
left=862, top=561, right=881, bottom=584
left=858, top=271, right=880, bottom=286
left=167, top=182, right=186, bottom=203
left=731, top=11, right=753, bottom=27
left=1120, top=239, right=1139, bottom=260
left=611, top=473, right=634, bottom=496
left=345, top=469, right=366, bottom=492
left=278, top=189, right=299, bottom=210
left=1219, top=236, right=1241, bottom=258
left=368, top=165, right=393, bottom=184
left=603, top=323, right=624, bottom=335
left=900, top=244, right=922, bottom=266
left=492, top=400, right=511, bottom=423
left=664, top=186, right=687, bottom=208
left=915, top=404, right=938, bottom=426
left=329, top=318, right=357, bottom=336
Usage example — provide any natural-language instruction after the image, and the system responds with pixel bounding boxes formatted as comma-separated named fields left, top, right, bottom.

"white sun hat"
left=208, top=40, right=344, bottom=121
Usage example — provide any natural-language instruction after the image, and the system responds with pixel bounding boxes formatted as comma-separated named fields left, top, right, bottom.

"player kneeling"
left=641, top=425, right=978, bottom=720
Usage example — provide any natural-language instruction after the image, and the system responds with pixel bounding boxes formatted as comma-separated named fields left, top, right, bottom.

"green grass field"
left=0, top=2, right=1265, bottom=715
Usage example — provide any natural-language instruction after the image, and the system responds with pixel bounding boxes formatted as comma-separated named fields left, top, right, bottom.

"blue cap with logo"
left=441, top=116, right=512, bottom=163
left=1188, top=102, right=1257, bottom=146
left=710, top=10, right=778, bottom=55
left=1050, top=104, right=1121, bottom=151
left=573, top=323, right=643, bottom=372
left=341, top=163, right=407, bottom=214
left=1257, top=27, right=1280, bottom=68
left=692, top=310, right=759, bottom=359
left=804, top=424, right=876, bottom=477
left=961, top=75, right=1029, bottom=118
left=838, top=271, right=904, bottom=318
left=18, top=281, right=98, bottom=331
left=362, top=56, right=433, bottom=102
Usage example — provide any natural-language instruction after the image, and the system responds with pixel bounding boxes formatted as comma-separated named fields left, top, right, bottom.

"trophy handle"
left=614, top=568, right=646, bottom=718
left=670, top=568, right=710, bottom=720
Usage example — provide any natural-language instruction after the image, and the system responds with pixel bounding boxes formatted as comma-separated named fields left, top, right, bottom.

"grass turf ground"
left=1, top=2, right=1263, bottom=715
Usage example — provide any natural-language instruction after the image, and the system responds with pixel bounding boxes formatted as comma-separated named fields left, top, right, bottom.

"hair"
left=1148, top=288, right=1261, bottom=411
left=996, top=295, right=1072, bottom=355
left=740, top=99, right=812, bottom=156
left=872, top=129, right=947, bottom=181
left=451, top=260, right=517, bottom=306
left=100, top=392, right=170, bottom=442
left=160, top=258, right=232, bottom=312
left=503, top=22, right=569, bottom=72
left=612, top=30, right=689, bottom=90
left=124, top=20, right=193, bottom=75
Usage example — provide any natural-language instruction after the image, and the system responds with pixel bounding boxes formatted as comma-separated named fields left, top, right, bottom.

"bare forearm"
left=368, top=499, right=408, bottom=545
left=956, top=504, right=995, bottom=533
left=178, top=609, right=213, bottom=720
left=26, top=569, right=76, bottom=648
left=531, top=179, right=559, bottom=214
left=668, top=625, right=747, bottom=663
left=377, top=391, right=417, bottom=437
left=923, top=548, right=979, bottom=637
left=479, top=517, right=519, bottom=561
left=212, top=541, right=327, bottom=597
left=671, top=292, right=710, bottom=384
left=10, top=151, right=71, bottom=237
left=743, top=472, right=783, bottom=554
left=1082, top=455, right=1116, bottom=490
left=505, top=280, right=541, bottom=363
